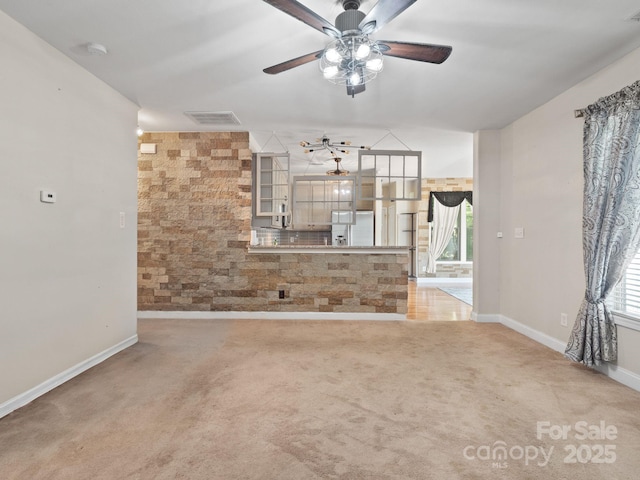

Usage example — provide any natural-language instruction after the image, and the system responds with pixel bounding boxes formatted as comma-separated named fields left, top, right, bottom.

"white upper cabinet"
left=292, top=176, right=357, bottom=229
left=255, top=152, right=290, bottom=227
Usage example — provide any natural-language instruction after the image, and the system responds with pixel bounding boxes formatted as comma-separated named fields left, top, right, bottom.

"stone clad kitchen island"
left=246, top=246, right=409, bottom=320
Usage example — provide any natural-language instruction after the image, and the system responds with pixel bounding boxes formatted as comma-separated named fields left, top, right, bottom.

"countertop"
left=247, top=245, right=410, bottom=254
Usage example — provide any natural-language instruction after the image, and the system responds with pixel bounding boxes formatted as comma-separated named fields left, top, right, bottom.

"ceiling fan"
left=262, top=0, right=452, bottom=96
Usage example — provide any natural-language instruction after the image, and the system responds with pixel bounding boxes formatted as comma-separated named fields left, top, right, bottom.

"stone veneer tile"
left=138, top=132, right=407, bottom=314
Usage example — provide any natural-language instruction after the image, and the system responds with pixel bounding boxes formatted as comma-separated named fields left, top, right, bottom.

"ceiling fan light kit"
left=262, top=0, right=452, bottom=96
left=319, top=36, right=384, bottom=88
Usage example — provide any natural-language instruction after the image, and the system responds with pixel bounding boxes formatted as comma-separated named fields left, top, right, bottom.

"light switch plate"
left=514, top=227, right=525, bottom=239
left=140, top=143, right=157, bottom=154
left=40, top=190, right=56, bottom=203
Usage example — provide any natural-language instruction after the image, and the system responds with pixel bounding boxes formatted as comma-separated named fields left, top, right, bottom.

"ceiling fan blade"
left=378, top=41, right=452, bottom=64
left=347, top=83, right=366, bottom=97
left=358, top=0, right=417, bottom=34
left=263, top=50, right=324, bottom=75
left=263, top=0, right=340, bottom=37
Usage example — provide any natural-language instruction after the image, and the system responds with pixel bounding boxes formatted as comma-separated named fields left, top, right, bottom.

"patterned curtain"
left=565, top=80, right=640, bottom=367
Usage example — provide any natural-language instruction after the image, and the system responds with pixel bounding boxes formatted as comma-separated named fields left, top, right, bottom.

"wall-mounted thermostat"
left=40, top=190, right=57, bottom=203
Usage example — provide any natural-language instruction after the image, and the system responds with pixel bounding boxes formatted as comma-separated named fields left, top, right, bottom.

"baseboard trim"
left=474, top=313, right=640, bottom=393
left=594, top=363, right=640, bottom=392
left=0, top=334, right=138, bottom=419
left=499, top=315, right=567, bottom=354
left=137, top=310, right=405, bottom=321
left=416, top=277, right=472, bottom=286
left=471, top=312, right=502, bottom=323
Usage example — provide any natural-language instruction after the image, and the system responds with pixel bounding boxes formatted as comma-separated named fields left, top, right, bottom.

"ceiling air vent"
left=184, top=111, right=241, bottom=125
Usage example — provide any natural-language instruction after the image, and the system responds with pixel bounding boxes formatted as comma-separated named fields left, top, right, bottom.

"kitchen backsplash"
left=253, top=228, right=332, bottom=246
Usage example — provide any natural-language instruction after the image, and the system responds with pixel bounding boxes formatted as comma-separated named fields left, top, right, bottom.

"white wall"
left=472, top=130, right=501, bottom=317
left=421, top=130, right=474, bottom=179
left=474, top=45, right=640, bottom=380
left=0, top=10, right=139, bottom=412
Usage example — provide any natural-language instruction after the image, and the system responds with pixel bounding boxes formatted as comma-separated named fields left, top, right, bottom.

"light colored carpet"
left=438, top=287, right=473, bottom=305
left=1, top=319, right=640, bottom=479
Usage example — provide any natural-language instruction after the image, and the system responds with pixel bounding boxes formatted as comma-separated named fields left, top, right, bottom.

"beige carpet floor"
left=1, top=319, right=640, bottom=479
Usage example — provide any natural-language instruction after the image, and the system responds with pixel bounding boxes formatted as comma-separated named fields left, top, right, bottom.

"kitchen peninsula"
left=247, top=245, right=409, bottom=318
left=137, top=132, right=411, bottom=318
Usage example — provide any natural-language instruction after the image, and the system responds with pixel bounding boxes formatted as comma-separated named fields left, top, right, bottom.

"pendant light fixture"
left=327, top=157, right=349, bottom=176
left=300, top=135, right=370, bottom=157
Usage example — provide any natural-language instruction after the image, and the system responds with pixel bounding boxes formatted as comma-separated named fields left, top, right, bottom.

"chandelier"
left=319, top=34, right=383, bottom=96
left=300, top=135, right=370, bottom=157
left=327, top=157, right=349, bottom=176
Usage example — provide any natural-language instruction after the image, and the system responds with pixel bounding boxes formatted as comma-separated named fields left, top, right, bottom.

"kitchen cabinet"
left=252, top=152, right=290, bottom=228
left=292, top=176, right=356, bottom=230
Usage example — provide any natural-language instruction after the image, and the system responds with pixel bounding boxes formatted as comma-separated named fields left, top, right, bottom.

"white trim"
left=471, top=312, right=502, bottom=324
left=613, top=312, right=640, bottom=332
left=0, top=335, right=138, bottom=419
left=472, top=312, right=565, bottom=352
left=498, top=315, right=566, bottom=353
left=476, top=313, right=640, bottom=393
left=417, top=277, right=472, bottom=286
left=594, top=363, right=640, bottom=393
left=137, top=311, right=405, bottom=321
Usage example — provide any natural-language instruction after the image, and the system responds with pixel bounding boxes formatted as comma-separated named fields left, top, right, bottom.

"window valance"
left=427, top=191, right=473, bottom=222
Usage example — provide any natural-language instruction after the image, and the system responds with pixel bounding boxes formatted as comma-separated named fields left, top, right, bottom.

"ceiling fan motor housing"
left=336, top=9, right=366, bottom=34
left=342, top=0, right=361, bottom=11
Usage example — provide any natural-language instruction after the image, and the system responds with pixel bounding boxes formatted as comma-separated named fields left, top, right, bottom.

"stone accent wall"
left=417, top=178, right=474, bottom=278
left=138, top=132, right=253, bottom=311
left=432, top=262, right=473, bottom=278
left=137, top=132, right=407, bottom=314
left=245, top=252, right=407, bottom=313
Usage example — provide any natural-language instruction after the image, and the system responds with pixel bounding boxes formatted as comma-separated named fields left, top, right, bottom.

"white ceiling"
left=1, top=0, right=640, bottom=175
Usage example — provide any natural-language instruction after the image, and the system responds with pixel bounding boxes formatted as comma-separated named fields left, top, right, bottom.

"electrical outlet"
left=560, top=313, right=568, bottom=327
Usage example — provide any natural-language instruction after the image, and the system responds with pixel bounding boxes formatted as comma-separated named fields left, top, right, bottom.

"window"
left=438, top=201, right=473, bottom=262
left=358, top=150, right=422, bottom=201
left=609, top=249, right=640, bottom=321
